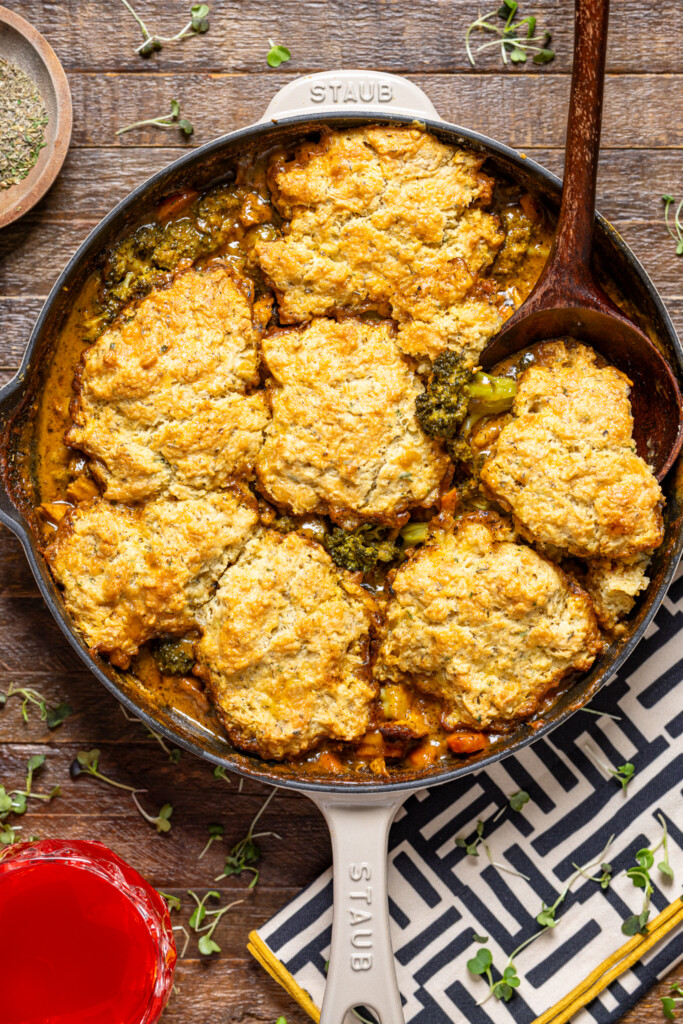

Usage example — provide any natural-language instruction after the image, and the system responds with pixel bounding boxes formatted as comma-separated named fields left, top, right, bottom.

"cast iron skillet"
left=1, top=65, right=682, bottom=1024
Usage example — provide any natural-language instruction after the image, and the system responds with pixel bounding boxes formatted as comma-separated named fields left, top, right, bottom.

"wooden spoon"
left=479, top=0, right=683, bottom=481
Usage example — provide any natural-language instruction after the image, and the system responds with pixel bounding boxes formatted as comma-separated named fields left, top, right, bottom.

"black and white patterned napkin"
left=255, top=564, right=683, bottom=1023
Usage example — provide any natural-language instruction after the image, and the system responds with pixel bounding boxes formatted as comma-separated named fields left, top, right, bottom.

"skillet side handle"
left=309, top=791, right=407, bottom=1024
left=259, top=70, right=439, bottom=123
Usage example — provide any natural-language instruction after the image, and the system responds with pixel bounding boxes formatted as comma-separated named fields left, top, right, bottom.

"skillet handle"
left=259, top=70, right=439, bottom=123
left=309, top=791, right=407, bottom=1024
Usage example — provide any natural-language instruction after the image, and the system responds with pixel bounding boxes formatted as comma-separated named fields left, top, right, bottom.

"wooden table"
left=0, top=2, right=680, bottom=1020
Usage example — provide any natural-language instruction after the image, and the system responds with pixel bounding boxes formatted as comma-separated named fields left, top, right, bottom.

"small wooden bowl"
left=0, top=5, right=72, bottom=229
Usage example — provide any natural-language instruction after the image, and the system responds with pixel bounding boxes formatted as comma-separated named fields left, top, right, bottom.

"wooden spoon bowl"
left=479, top=0, right=683, bottom=481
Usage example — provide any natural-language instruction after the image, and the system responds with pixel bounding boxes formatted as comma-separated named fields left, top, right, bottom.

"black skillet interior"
left=1, top=112, right=682, bottom=795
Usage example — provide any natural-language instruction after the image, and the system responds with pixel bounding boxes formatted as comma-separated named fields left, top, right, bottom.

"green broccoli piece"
left=152, top=639, right=195, bottom=676
left=415, top=352, right=517, bottom=463
left=272, top=515, right=298, bottom=534
left=324, top=524, right=400, bottom=573
left=152, top=218, right=208, bottom=270
left=415, top=350, right=472, bottom=440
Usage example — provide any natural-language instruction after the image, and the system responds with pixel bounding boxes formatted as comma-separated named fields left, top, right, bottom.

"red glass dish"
left=0, top=838, right=177, bottom=1024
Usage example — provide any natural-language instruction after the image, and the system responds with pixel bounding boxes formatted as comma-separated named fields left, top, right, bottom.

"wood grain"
left=1, top=3, right=681, bottom=1021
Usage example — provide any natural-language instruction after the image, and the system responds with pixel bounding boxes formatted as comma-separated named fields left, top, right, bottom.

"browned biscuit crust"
left=67, top=266, right=269, bottom=502
left=256, top=126, right=504, bottom=364
left=46, top=490, right=258, bottom=666
left=374, top=513, right=603, bottom=731
left=256, top=317, right=450, bottom=525
left=195, top=529, right=377, bottom=759
left=480, top=342, right=664, bottom=559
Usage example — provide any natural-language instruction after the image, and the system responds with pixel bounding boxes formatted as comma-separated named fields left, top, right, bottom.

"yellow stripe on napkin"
left=249, top=897, right=683, bottom=1023
left=248, top=931, right=320, bottom=1023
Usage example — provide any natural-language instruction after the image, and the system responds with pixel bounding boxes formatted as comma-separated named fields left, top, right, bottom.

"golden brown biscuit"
left=256, top=126, right=504, bottom=364
left=46, top=491, right=258, bottom=666
left=584, top=556, right=651, bottom=633
left=67, top=266, right=269, bottom=502
left=480, top=342, right=664, bottom=559
left=195, top=529, right=377, bottom=759
left=256, top=317, right=450, bottom=525
left=374, top=513, right=602, bottom=730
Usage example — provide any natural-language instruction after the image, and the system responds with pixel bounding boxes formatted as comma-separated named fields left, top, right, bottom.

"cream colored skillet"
left=1, top=26, right=683, bottom=1024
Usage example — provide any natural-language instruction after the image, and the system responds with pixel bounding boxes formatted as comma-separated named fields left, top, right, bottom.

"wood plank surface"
left=1, top=3, right=681, bottom=1022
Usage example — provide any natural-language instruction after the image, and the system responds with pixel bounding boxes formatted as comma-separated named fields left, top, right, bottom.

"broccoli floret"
left=272, top=515, right=298, bottom=534
left=152, top=218, right=207, bottom=270
left=324, top=524, right=400, bottom=573
left=415, top=350, right=472, bottom=440
left=152, top=639, right=195, bottom=676
left=416, top=352, right=518, bottom=463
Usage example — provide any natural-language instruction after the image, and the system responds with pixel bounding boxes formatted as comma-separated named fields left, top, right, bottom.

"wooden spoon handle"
left=519, top=0, right=610, bottom=311
left=554, top=0, right=610, bottom=272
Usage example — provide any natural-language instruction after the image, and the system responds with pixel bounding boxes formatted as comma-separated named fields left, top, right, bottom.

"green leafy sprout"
left=662, top=194, right=683, bottom=256
left=198, top=823, right=225, bottom=860
left=456, top=818, right=530, bottom=880
left=120, top=1, right=210, bottom=56
left=0, top=756, right=60, bottom=848
left=158, top=891, right=182, bottom=912
left=583, top=743, right=635, bottom=791
left=267, top=40, right=291, bottom=68
left=467, top=928, right=546, bottom=1004
left=120, top=706, right=181, bottom=763
left=188, top=889, right=243, bottom=955
left=117, top=98, right=194, bottom=137
left=465, top=0, right=555, bottom=67
left=622, top=814, right=674, bottom=936
left=215, top=788, right=280, bottom=888
left=509, top=790, right=530, bottom=812
left=0, top=682, right=72, bottom=729
left=535, top=835, right=615, bottom=929
left=71, top=749, right=174, bottom=834
left=662, top=983, right=683, bottom=1020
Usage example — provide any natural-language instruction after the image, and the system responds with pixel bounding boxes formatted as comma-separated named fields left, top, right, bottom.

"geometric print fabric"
left=257, top=565, right=683, bottom=1023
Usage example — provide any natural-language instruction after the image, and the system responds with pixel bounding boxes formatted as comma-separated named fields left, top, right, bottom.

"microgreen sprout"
left=456, top=819, right=485, bottom=856
left=456, top=818, right=530, bottom=878
left=0, top=757, right=59, bottom=835
left=622, top=816, right=675, bottom=935
left=536, top=835, right=615, bottom=928
left=70, top=749, right=137, bottom=791
left=267, top=40, right=291, bottom=68
left=120, top=1, right=210, bottom=56
left=215, top=788, right=280, bottom=888
left=187, top=889, right=243, bottom=954
left=583, top=743, right=635, bottom=791
left=158, top=891, right=181, bottom=912
left=132, top=791, right=174, bottom=834
left=116, top=99, right=194, bottom=137
left=198, top=823, right=224, bottom=860
left=483, top=841, right=531, bottom=881
left=465, top=0, right=554, bottom=68
left=662, top=194, right=683, bottom=256
left=467, top=928, right=547, bottom=1005
left=0, top=682, right=72, bottom=729
left=213, top=765, right=231, bottom=783
left=120, top=707, right=181, bottom=763
left=509, top=790, right=530, bottom=812
left=662, top=983, right=683, bottom=1020
left=173, top=924, right=190, bottom=958
left=71, top=749, right=174, bottom=833
left=580, top=707, right=622, bottom=721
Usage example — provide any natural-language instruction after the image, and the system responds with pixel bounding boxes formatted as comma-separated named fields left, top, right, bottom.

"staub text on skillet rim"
left=1, top=69, right=682, bottom=1024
